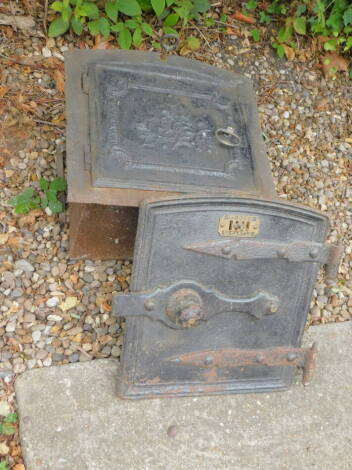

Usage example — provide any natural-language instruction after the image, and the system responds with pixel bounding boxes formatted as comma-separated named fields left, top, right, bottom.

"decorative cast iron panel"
left=113, top=196, right=335, bottom=399
left=65, top=51, right=275, bottom=205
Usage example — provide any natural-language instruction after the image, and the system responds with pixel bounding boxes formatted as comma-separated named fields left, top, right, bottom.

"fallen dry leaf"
left=322, top=52, right=348, bottom=78
left=232, top=10, right=256, bottom=24
left=93, top=35, right=113, bottom=49
left=0, top=86, right=9, bottom=99
left=283, top=44, right=295, bottom=61
left=0, top=14, right=35, bottom=32
left=0, top=234, right=9, bottom=245
left=59, top=296, right=79, bottom=312
left=53, top=69, right=65, bottom=93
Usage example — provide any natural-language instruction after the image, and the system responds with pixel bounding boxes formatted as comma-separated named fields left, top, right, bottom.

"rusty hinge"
left=167, top=343, right=317, bottom=385
left=185, top=239, right=343, bottom=283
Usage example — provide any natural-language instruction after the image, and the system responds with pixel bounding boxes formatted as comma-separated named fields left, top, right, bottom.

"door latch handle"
left=113, top=280, right=279, bottom=329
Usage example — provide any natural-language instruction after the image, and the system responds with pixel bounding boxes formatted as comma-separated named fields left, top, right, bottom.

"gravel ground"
left=0, top=10, right=351, bottom=377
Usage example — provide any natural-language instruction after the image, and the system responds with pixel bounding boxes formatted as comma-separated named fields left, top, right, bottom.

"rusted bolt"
left=167, top=424, right=179, bottom=438
left=221, top=246, right=231, bottom=255
left=204, top=355, right=214, bottom=365
left=256, top=353, right=265, bottom=364
left=144, top=299, right=155, bottom=311
left=287, top=352, right=298, bottom=362
left=309, top=248, right=319, bottom=259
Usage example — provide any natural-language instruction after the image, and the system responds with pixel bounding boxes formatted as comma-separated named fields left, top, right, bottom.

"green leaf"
left=152, top=40, right=161, bottom=49
left=272, top=42, right=285, bottom=58
left=244, top=0, right=257, bottom=10
left=49, top=200, right=63, bottom=213
left=295, top=4, right=306, bottom=17
left=50, top=177, right=67, bottom=192
left=133, top=27, right=142, bottom=47
left=80, top=2, right=99, bottom=19
left=71, top=16, right=83, bottom=34
left=0, top=422, right=15, bottom=435
left=88, top=19, right=100, bottom=35
left=251, top=28, right=261, bottom=41
left=163, top=26, right=178, bottom=36
left=46, top=189, right=58, bottom=202
left=61, top=5, right=72, bottom=23
left=0, top=461, right=9, bottom=470
left=259, top=11, right=271, bottom=24
left=164, top=13, right=179, bottom=26
left=324, top=39, right=338, bottom=51
left=98, top=17, right=110, bottom=37
left=293, top=17, right=306, bottom=35
left=192, top=0, right=210, bottom=14
left=141, top=22, right=153, bottom=35
left=151, top=0, right=165, bottom=17
left=40, top=197, right=48, bottom=209
left=14, top=202, right=31, bottom=214
left=118, top=0, right=141, bottom=16
left=10, top=187, right=35, bottom=206
left=139, top=0, right=153, bottom=11
left=344, top=7, right=352, bottom=26
left=105, top=1, right=119, bottom=22
left=51, top=1, right=64, bottom=12
left=278, top=24, right=293, bottom=43
left=186, top=36, right=200, bottom=50
left=345, top=36, right=352, bottom=50
left=4, top=413, right=17, bottom=424
left=125, top=19, right=138, bottom=29
left=39, top=178, right=49, bottom=191
left=118, top=28, right=132, bottom=49
left=111, top=22, right=124, bottom=32
left=48, top=17, right=70, bottom=37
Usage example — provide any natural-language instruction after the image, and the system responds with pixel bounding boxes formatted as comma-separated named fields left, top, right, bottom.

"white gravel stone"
left=14, top=259, right=34, bottom=272
left=46, top=297, right=59, bottom=308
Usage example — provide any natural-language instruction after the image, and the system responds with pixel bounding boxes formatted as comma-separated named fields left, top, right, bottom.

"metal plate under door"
left=113, top=196, right=334, bottom=399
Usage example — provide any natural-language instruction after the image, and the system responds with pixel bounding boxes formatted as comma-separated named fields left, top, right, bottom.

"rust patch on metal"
left=218, top=214, right=260, bottom=237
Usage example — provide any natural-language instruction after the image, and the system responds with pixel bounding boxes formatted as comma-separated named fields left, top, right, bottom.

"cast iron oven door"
left=65, top=51, right=275, bottom=205
left=113, top=196, right=339, bottom=399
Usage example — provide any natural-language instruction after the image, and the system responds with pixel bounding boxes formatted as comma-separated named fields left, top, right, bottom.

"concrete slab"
left=15, top=322, right=352, bottom=470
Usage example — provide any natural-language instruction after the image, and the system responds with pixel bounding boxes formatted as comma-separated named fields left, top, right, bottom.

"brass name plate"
left=218, top=215, right=260, bottom=237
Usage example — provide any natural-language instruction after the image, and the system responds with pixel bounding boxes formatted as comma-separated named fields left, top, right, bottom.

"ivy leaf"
left=295, top=4, right=307, bottom=17
left=48, top=17, right=70, bottom=37
left=164, top=13, right=179, bottom=26
left=39, top=178, right=49, bottom=191
left=278, top=24, right=293, bottom=43
left=118, top=28, right=132, bottom=49
left=71, top=16, right=83, bottom=35
left=139, top=0, right=153, bottom=11
left=163, top=26, right=178, bottom=36
left=98, top=17, right=110, bottom=37
left=81, top=2, right=99, bottom=18
left=272, top=42, right=285, bottom=58
left=293, top=16, right=306, bottom=35
left=105, top=1, right=119, bottom=22
left=0, top=422, right=16, bottom=435
left=133, top=27, right=142, bottom=47
left=118, top=0, right=141, bottom=16
left=61, top=5, right=72, bottom=23
left=151, top=0, right=165, bottom=17
left=141, top=22, right=153, bottom=35
left=49, top=177, right=67, bottom=192
left=88, top=19, right=100, bottom=35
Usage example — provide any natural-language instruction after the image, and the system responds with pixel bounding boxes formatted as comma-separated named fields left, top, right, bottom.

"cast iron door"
left=114, top=196, right=339, bottom=399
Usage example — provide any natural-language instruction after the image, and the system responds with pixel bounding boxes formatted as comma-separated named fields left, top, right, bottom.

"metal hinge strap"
left=185, top=240, right=343, bottom=282
left=167, top=343, right=318, bottom=386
